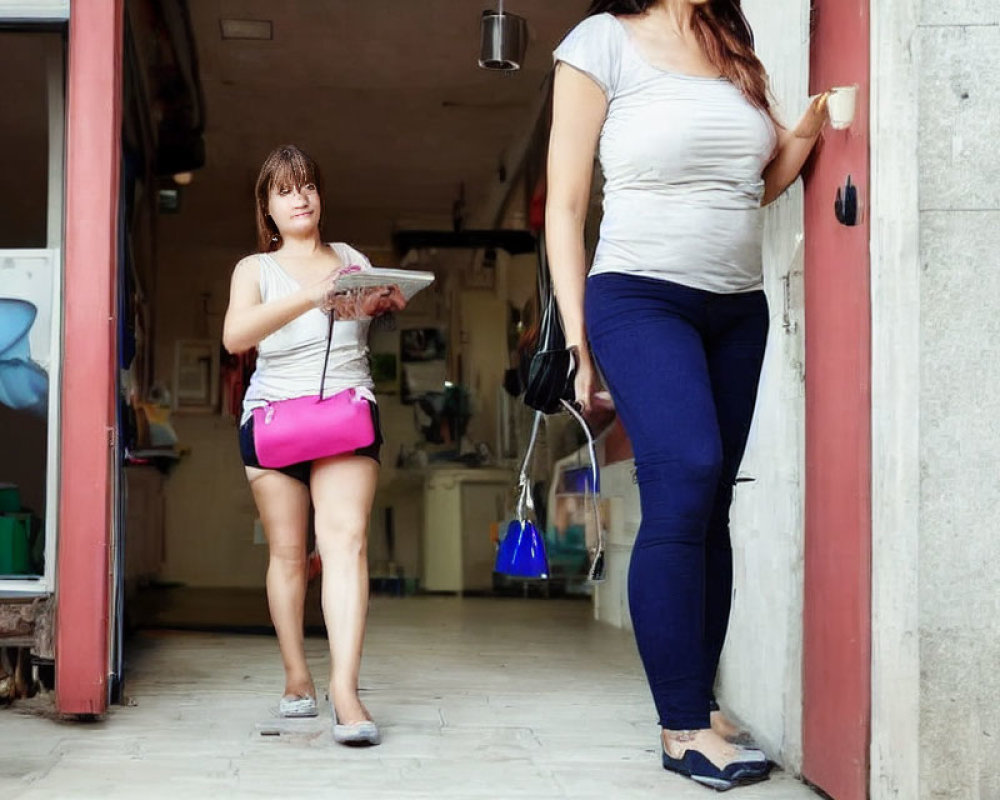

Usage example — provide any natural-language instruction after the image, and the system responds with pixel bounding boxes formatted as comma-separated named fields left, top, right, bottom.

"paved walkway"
left=2, top=597, right=818, bottom=799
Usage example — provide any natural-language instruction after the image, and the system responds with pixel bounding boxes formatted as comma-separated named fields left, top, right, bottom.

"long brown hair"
left=586, top=0, right=770, bottom=114
left=253, top=144, right=325, bottom=252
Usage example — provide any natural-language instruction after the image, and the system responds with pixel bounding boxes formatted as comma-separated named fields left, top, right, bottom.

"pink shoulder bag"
left=252, top=308, right=375, bottom=468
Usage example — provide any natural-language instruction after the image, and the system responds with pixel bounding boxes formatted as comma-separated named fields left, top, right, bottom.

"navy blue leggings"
left=586, top=273, right=768, bottom=730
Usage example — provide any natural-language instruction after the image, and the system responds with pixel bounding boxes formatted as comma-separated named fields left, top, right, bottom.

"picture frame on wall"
left=400, top=327, right=448, bottom=403
left=172, top=339, right=219, bottom=413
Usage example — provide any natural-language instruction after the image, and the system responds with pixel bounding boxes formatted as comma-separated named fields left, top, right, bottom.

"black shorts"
left=239, top=399, right=383, bottom=486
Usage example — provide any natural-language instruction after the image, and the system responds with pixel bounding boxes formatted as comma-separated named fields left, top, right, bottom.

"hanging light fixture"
left=478, top=1, right=528, bottom=72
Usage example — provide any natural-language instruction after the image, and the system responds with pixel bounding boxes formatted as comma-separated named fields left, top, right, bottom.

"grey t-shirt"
left=554, top=13, right=777, bottom=293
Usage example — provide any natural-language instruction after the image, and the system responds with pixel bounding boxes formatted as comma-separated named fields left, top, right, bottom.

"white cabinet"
left=421, top=467, right=512, bottom=593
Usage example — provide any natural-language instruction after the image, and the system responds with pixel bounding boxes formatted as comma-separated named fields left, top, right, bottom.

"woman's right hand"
left=572, top=347, right=598, bottom=414
left=311, top=265, right=361, bottom=313
left=309, top=271, right=340, bottom=313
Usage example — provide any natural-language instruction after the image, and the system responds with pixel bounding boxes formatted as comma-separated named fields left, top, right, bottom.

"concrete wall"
left=869, top=0, right=921, bottom=795
left=872, top=2, right=1000, bottom=797
left=719, top=194, right=805, bottom=769
left=716, top=0, right=809, bottom=770
left=916, top=4, right=999, bottom=797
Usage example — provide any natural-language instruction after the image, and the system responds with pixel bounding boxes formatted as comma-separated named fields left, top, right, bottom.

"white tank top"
left=240, top=243, right=375, bottom=425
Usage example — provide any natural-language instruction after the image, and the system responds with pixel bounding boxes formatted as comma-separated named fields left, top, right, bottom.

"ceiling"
left=178, top=0, right=588, bottom=252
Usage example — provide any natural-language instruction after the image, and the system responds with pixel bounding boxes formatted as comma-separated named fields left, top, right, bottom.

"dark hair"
left=254, top=144, right=325, bottom=252
left=586, top=0, right=770, bottom=114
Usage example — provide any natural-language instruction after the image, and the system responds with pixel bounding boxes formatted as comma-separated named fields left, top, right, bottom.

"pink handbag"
left=252, top=309, right=375, bottom=468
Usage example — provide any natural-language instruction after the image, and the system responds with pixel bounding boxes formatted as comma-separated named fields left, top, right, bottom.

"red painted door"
left=802, top=1, right=871, bottom=798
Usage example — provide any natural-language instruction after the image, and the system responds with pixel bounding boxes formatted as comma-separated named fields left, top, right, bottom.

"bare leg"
left=310, top=455, right=379, bottom=724
left=247, top=467, right=315, bottom=699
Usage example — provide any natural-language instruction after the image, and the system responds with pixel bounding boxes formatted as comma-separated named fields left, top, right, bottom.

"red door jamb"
left=802, top=1, right=873, bottom=797
left=55, top=0, right=123, bottom=716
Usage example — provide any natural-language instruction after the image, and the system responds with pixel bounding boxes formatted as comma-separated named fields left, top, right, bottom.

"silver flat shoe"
left=331, top=700, right=380, bottom=746
left=278, top=694, right=318, bottom=718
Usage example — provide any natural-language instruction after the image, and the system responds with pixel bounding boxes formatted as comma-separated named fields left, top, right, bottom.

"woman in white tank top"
left=222, top=145, right=405, bottom=746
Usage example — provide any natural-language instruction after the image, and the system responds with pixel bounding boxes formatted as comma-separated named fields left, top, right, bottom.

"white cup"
left=827, top=85, right=858, bottom=130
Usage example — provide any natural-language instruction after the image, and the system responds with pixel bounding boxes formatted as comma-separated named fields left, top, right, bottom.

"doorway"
left=110, top=0, right=595, bottom=684
left=48, top=14, right=865, bottom=799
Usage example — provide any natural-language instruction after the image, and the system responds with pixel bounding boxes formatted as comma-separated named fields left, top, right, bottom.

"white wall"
left=154, top=239, right=267, bottom=588
left=870, top=0, right=921, bottom=795
left=716, top=0, right=809, bottom=770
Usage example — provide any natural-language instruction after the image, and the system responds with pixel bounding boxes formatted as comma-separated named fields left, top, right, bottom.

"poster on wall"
left=0, top=251, right=57, bottom=417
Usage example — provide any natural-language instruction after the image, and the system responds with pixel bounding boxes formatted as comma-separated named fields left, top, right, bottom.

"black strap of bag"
left=517, top=231, right=606, bottom=582
left=318, top=309, right=336, bottom=401
left=522, top=231, right=578, bottom=415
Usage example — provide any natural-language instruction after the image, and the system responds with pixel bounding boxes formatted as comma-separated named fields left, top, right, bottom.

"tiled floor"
left=2, top=597, right=818, bottom=799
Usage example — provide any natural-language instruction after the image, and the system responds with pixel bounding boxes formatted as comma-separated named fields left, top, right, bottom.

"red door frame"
left=55, top=0, right=123, bottom=716
left=802, top=1, right=872, bottom=797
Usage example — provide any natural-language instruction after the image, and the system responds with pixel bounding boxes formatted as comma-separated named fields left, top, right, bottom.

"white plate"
left=336, top=268, right=435, bottom=301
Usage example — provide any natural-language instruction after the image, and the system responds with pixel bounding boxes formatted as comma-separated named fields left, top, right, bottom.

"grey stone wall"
left=917, top=3, right=1000, bottom=798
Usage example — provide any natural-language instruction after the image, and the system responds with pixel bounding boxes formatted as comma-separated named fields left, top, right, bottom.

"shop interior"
left=0, top=1, right=628, bottom=698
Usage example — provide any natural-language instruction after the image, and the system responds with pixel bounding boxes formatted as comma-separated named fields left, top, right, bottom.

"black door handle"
left=835, top=175, right=859, bottom=226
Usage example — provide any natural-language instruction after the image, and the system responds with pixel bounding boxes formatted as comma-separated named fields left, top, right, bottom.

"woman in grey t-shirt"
left=546, top=0, right=828, bottom=791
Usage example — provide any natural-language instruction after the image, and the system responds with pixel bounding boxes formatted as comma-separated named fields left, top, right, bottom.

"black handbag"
left=522, top=232, right=578, bottom=415
left=515, top=231, right=605, bottom=582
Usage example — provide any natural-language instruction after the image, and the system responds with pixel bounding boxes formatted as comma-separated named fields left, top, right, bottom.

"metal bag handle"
left=515, top=404, right=606, bottom=582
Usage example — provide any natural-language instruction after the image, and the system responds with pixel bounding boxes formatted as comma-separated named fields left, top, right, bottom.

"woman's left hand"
left=326, top=285, right=406, bottom=319
left=793, top=91, right=830, bottom=139
left=359, top=285, right=407, bottom=318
